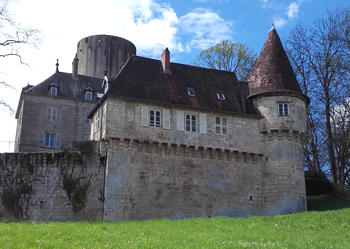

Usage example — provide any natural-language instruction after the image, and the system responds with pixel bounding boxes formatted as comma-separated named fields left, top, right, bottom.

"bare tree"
left=286, top=7, right=350, bottom=185
left=192, top=40, right=257, bottom=81
left=0, top=0, right=41, bottom=112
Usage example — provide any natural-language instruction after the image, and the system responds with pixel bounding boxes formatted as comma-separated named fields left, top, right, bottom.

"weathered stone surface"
left=0, top=148, right=104, bottom=221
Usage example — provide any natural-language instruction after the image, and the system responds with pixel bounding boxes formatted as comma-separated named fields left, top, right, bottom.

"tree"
left=0, top=0, right=41, bottom=112
left=192, top=40, right=257, bottom=81
left=285, top=7, right=350, bottom=185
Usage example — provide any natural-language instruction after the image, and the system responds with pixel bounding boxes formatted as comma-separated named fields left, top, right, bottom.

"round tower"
left=248, top=27, right=309, bottom=215
left=76, top=35, right=136, bottom=78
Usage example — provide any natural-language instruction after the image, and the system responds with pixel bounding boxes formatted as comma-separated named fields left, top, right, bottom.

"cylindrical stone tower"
left=248, top=27, right=309, bottom=215
left=76, top=35, right=136, bottom=78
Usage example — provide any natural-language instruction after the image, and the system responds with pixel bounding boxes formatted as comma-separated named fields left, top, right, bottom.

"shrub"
left=305, top=170, right=334, bottom=196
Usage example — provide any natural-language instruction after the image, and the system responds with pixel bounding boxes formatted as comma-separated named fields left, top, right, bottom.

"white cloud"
left=273, top=16, right=287, bottom=29
left=267, top=0, right=303, bottom=28
left=179, top=8, right=232, bottom=50
left=287, top=2, right=300, bottom=19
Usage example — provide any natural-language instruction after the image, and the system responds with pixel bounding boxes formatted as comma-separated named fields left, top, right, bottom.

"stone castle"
left=0, top=27, right=309, bottom=221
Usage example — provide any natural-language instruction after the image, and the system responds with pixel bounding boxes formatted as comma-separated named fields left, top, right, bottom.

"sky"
left=0, top=0, right=349, bottom=152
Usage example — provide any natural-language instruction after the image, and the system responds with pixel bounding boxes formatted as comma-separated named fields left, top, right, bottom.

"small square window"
left=187, top=87, right=195, bottom=96
left=278, top=103, right=289, bottom=116
left=50, top=87, right=57, bottom=96
left=85, top=91, right=93, bottom=101
left=216, top=93, right=225, bottom=100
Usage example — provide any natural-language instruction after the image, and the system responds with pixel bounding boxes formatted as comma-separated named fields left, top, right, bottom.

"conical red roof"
left=248, top=27, right=302, bottom=97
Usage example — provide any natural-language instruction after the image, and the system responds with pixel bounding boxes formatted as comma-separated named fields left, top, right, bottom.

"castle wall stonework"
left=102, top=135, right=306, bottom=221
left=0, top=144, right=104, bottom=221
left=103, top=138, right=264, bottom=221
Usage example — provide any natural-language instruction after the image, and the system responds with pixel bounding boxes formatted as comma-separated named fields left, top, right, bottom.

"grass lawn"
left=1, top=207, right=350, bottom=248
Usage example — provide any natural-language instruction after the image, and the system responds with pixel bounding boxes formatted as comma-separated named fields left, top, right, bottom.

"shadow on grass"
left=307, top=195, right=350, bottom=211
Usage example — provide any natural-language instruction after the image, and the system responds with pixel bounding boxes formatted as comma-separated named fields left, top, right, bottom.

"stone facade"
left=15, top=93, right=95, bottom=152
left=0, top=143, right=104, bottom=221
left=6, top=27, right=309, bottom=221
left=88, top=95, right=306, bottom=220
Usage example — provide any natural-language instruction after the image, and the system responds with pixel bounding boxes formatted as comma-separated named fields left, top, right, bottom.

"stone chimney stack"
left=161, top=48, right=171, bottom=74
left=72, top=54, right=79, bottom=78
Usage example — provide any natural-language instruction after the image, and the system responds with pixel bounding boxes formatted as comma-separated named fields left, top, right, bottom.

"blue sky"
left=0, top=0, right=349, bottom=151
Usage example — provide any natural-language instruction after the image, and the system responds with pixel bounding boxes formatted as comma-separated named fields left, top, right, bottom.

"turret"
left=248, top=27, right=309, bottom=215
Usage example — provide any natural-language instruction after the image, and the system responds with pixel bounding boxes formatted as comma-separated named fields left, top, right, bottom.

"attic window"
left=216, top=93, right=225, bottom=100
left=50, top=87, right=57, bottom=96
left=85, top=91, right=93, bottom=101
left=187, top=87, right=195, bottom=97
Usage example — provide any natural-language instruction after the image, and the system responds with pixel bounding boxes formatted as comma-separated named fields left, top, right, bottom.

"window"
left=85, top=91, right=93, bottom=100
left=95, top=110, right=101, bottom=132
left=216, top=93, right=225, bottom=100
left=149, top=110, right=161, bottom=127
left=45, top=134, right=55, bottom=147
left=85, top=111, right=91, bottom=125
left=187, top=87, right=195, bottom=96
left=278, top=103, right=289, bottom=116
left=185, top=114, right=197, bottom=132
left=141, top=106, right=170, bottom=129
left=50, top=87, right=57, bottom=96
left=46, top=107, right=57, bottom=121
left=38, top=132, right=61, bottom=148
left=215, top=116, right=228, bottom=135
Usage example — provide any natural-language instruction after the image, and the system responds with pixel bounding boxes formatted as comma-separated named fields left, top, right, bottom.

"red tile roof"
left=105, top=55, right=259, bottom=115
left=248, top=27, right=303, bottom=97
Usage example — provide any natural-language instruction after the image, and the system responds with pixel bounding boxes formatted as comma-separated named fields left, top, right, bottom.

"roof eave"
left=248, top=90, right=310, bottom=105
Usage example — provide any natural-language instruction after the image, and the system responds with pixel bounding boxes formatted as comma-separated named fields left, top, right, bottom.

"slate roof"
left=23, top=72, right=104, bottom=100
left=248, top=27, right=307, bottom=102
left=15, top=72, right=104, bottom=118
left=104, top=55, right=259, bottom=116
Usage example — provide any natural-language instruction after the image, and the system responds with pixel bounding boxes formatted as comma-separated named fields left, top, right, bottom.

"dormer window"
left=216, top=93, right=225, bottom=100
left=50, top=87, right=57, bottom=96
left=84, top=87, right=94, bottom=101
left=48, top=82, right=59, bottom=96
left=187, top=87, right=195, bottom=96
left=85, top=91, right=93, bottom=101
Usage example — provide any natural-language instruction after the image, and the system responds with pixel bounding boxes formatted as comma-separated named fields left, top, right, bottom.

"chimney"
left=161, top=48, right=171, bottom=74
left=72, top=54, right=79, bottom=78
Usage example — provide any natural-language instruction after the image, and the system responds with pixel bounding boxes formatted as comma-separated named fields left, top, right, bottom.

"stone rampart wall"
left=0, top=143, right=104, bottom=221
left=103, top=137, right=265, bottom=221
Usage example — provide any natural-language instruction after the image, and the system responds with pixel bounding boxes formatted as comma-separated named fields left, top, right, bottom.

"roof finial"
left=272, top=23, right=275, bottom=29
left=56, top=59, right=59, bottom=73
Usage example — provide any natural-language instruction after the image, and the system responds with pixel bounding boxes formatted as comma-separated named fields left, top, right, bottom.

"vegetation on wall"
left=0, top=150, right=94, bottom=219
left=62, top=173, right=91, bottom=212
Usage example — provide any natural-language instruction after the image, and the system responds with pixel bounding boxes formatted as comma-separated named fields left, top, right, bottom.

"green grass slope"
left=1, top=208, right=350, bottom=248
